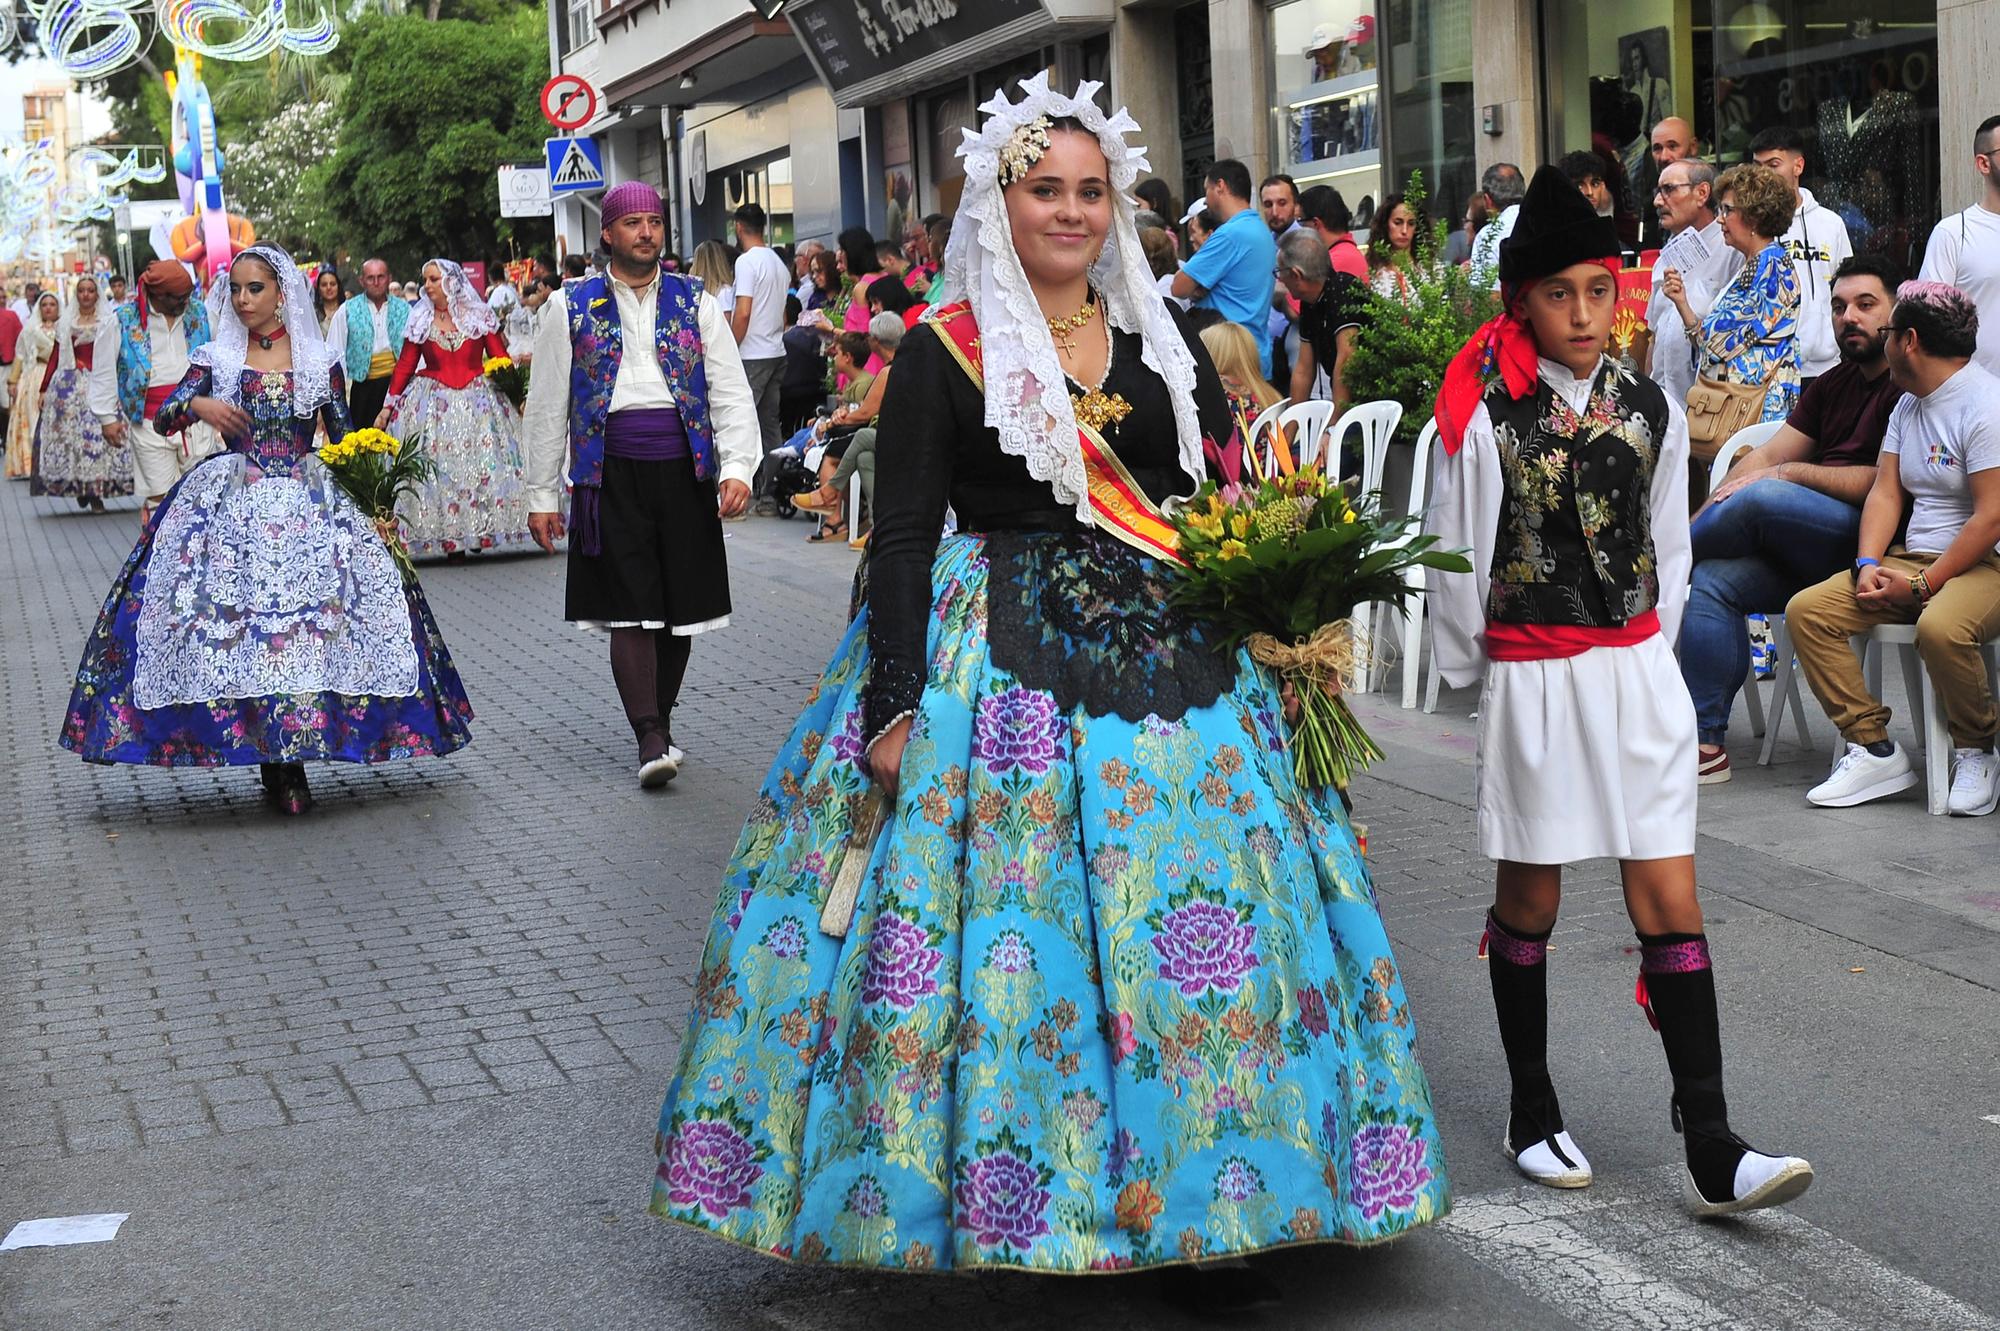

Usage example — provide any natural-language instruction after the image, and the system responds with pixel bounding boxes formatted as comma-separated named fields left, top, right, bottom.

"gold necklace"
left=1045, top=295, right=1097, bottom=356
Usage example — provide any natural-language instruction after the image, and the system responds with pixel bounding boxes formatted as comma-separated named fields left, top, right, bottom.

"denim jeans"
left=1678, top=477, right=1863, bottom=744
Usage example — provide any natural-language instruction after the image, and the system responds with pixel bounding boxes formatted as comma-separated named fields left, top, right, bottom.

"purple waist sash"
left=574, top=408, right=688, bottom=556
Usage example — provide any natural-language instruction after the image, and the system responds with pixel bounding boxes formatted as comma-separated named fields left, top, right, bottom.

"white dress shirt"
left=89, top=313, right=191, bottom=424
left=1468, top=204, right=1520, bottom=290
left=521, top=271, right=759, bottom=512
left=1646, top=218, right=1743, bottom=407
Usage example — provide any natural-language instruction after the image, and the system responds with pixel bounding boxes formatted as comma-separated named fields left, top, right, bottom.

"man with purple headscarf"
left=522, top=180, right=759, bottom=788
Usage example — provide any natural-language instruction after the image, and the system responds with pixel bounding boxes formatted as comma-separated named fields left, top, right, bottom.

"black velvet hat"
left=1498, top=163, right=1622, bottom=287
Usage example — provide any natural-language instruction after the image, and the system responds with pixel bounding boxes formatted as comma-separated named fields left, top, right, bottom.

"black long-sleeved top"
left=863, top=308, right=1235, bottom=740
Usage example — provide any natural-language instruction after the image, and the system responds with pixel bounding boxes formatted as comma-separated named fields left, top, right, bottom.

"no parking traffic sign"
left=541, top=74, right=598, bottom=132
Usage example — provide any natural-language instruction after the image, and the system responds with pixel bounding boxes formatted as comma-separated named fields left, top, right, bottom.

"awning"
left=600, top=12, right=802, bottom=109
left=787, top=0, right=1113, bottom=108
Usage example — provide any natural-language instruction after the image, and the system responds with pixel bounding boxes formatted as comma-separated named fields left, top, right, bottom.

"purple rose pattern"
left=860, top=913, right=943, bottom=1010
left=1348, top=1123, right=1433, bottom=1221
left=973, top=687, right=1066, bottom=775
left=1151, top=900, right=1261, bottom=996
left=662, top=1118, right=763, bottom=1220
left=954, top=1149, right=1053, bottom=1251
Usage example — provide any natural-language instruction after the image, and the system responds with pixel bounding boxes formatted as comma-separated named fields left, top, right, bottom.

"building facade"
left=546, top=0, right=1992, bottom=273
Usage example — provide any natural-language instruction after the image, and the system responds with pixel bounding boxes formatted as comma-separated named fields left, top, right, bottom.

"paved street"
left=3, top=477, right=1998, bottom=1331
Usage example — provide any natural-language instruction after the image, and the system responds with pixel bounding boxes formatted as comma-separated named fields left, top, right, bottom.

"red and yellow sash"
left=927, top=303, right=1182, bottom=565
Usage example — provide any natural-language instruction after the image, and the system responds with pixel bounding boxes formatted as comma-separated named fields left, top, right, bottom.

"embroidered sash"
left=927, top=303, right=1182, bottom=565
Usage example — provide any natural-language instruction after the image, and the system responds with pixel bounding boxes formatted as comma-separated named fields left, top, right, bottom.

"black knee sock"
left=1637, top=931, right=1745, bottom=1199
left=1485, top=909, right=1566, bottom=1145
left=655, top=631, right=691, bottom=731
left=609, top=628, right=665, bottom=758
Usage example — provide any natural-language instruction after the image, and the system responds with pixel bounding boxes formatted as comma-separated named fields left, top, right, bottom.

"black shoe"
left=1159, top=1261, right=1283, bottom=1316
left=267, top=763, right=312, bottom=815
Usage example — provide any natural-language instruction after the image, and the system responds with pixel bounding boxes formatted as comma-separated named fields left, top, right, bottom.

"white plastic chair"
left=1278, top=399, right=1337, bottom=474
left=1328, top=400, right=1405, bottom=497
left=1385, top=417, right=1438, bottom=708
left=1246, top=397, right=1291, bottom=478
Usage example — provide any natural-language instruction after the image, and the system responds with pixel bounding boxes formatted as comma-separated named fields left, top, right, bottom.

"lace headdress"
left=931, top=72, right=1203, bottom=524
left=194, top=244, right=341, bottom=418
left=405, top=257, right=499, bottom=343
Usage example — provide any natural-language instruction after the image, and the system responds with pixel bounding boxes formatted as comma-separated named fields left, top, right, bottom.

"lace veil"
left=405, top=257, right=499, bottom=343
left=929, top=72, right=1205, bottom=526
left=194, top=244, right=341, bottom=418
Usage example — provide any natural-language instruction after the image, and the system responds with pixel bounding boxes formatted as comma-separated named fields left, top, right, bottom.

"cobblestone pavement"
left=3, top=479, right=1997, bottom=1329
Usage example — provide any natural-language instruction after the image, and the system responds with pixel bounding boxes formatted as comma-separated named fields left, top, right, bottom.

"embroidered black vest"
left=1485, top=365, right=1670, bottom=628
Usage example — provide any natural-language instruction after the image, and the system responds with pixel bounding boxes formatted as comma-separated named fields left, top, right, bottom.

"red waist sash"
left=1486, top=609, right=1660, bottom=662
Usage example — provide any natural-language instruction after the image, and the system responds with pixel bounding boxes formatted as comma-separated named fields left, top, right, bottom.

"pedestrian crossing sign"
left=546, top=136, right=605, bottom=196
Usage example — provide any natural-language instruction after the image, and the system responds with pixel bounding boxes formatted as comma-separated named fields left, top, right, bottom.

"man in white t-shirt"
left=1918, top=114, right=2000, bottom=378
left=729, top=200, right=792, bottom=513
left=1468, top=162, right=1525, bottom=290
left=1787, top=281, right=2000, bottom=814
left=1750, top=127, right=1853, bottom=385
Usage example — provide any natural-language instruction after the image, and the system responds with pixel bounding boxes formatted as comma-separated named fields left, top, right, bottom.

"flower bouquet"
left=483, top=355, right=528, bottom=411
left=1168, top=466, right=1470, bottom=790
left=315, top=427, right=435, bottom=583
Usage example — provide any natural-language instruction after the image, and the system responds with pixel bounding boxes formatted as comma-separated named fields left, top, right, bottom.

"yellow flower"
left=1342, top=508, right=1357, bottom=523
left=1227, top=512, right=1249, bottom=540
left=1219, top=538, right=1247, bottom=561
left=1190, top=512, right=1223, bottom=539
left=483, top=355, right=513, bottom=375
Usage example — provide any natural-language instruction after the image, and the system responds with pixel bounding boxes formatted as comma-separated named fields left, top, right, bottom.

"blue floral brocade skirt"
left=650, top=533, right=1449, bottom=1272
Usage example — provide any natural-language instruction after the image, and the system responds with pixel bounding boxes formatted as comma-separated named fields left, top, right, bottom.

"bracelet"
left=1854, top=557, right=1880, bottom=570
left=1912, top=570, right=1933, bottom=604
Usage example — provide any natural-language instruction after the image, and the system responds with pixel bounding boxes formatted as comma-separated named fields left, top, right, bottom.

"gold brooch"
left=997, top=115, right=1054, bottom=188
left=1071, top=386, right=1133, bottom=433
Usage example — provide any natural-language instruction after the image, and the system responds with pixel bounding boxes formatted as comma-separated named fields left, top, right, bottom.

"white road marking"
left=1438, top=1170, right=1996, bottom=1331
left=1981, top=1114, right=2000, bottom=1126
left=1, top=1213, right=129, bottom=1251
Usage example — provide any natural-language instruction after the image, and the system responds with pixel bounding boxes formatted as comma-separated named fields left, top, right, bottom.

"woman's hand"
left=192, top=395, right=252, bottom=439
left=1279, top=674, right=1341, bottom=726
left=373, top=408, right=392, bottom=431
left=867, top=715, right=913, bottom=797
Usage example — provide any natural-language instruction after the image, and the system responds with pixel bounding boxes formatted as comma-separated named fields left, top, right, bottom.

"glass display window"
left=1271, top=0, right=1383, bottom=197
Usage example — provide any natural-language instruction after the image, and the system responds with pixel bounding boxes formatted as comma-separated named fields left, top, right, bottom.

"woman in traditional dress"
left=60, top=245, right=474, bottom=814
left=375, top=257, right=533, bottom=559
left=1426, top=166, right=1811, bottom=1216
left=6, top=291, right=60, bottom=478
left=30, top=278, right=127, bottom=511
left=649, top=75, right=1449, bottom=1302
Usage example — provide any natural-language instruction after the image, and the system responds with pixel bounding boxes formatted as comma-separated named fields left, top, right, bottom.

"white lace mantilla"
left=132, top=457, right=421, bottom=708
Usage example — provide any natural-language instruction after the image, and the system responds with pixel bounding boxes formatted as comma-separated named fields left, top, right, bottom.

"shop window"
left=1270, top=0, right=1382, bottom=204
left=1385, top=0, right=1475, bottom=246
left=1541, top=0, right=1940, bottom=269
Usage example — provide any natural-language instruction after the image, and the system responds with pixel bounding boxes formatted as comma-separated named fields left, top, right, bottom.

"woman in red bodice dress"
left=377, top=257, right=534, bottom=558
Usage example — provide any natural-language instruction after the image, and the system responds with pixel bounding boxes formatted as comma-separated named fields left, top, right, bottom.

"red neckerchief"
left=1434, top=257, right=1622, bottom=456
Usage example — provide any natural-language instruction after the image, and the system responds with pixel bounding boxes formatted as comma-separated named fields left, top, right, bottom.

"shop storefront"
left=1539, top=0, right=1941, bottom=269
left=1268, top=0, right=1385, bottom=216
left=679, top=81, right=843, bottom=252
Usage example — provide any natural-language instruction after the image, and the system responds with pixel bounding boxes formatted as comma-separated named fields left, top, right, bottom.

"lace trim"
left=405, top=258, right=498, bottom=344
left=192, top=244, right=341, bottom=419
left=984, top=531, right=1235, bottom=722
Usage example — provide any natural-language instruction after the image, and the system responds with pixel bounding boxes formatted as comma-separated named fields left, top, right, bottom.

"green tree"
left=1343, top=172, right=1502, bottom=444
left=325, top=9, right=551, bottom=272
left=223, top=101, right=341, bottom=256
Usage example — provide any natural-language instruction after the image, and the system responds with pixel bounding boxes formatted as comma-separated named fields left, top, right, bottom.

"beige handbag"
left=1683, top=373, right=1771, bottom=462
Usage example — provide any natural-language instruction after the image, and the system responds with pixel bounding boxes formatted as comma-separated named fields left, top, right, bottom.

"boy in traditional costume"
left=1427, top=166, right=1814, bottom=1216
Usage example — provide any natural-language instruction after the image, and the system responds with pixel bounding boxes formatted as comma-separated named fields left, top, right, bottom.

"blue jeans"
left=1679, top=477, right=1862, bottom=744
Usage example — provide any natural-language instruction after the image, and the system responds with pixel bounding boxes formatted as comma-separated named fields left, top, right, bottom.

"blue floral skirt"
left=650, top=534, right=1450, bottom=1273
left=60, top=455, right=475, bottom=767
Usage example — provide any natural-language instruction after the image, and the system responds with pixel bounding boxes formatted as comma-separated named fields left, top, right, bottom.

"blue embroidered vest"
left=341, top=295, right=410, bottom=382
left=116, top=297, right=212, bottom=424
left=565, top=268, right=716, bottom=488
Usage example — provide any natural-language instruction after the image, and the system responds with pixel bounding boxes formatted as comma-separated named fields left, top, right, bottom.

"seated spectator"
left=1367, top=192, right=1430, bottom=301
left=1278, top=229, right=1366, bottom=423
left=795, top=317, right=902, bottom=542
left=1786, top=282, right=2000, bottom=814
left=1299, top=184, right=1368, bottom=280
left=778, top=293, right=827, bottom=435
left=1664, top=163, right=1801, bottom=475
left=1201, top=320, right=1282, bottom=473
left=1135, top=177, right=1177, bottom=228
left=866, top=271, right=924, bottom=326
left=921, top=215, right=952, bottom=303
left=1139, top=226, right=1182, bottom=305
left=875, top=240, right=911, bottom=284
left=1679, top=255, right=1905, bottom=783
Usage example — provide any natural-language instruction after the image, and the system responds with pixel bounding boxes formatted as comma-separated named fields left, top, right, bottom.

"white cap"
left=1306, top=23, right=1337, bottom=52
left=1180, top=199, right=1206, bottom=226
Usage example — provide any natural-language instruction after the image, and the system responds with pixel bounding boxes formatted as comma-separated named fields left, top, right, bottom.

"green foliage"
left=224, top=101, right=341, bottom=256
left=325, top=10, right=552, bottom=271
left=1344, top=170, right=1502, bottom=444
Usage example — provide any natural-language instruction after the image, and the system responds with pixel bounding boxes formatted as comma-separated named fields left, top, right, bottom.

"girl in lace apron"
left=60, top=244, right=474, bottom=814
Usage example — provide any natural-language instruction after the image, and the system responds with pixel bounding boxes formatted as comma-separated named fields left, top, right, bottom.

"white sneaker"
left=638, top=750, right=679, bottom=788
left=1504, top=1126, right=1594, bottom=1188
left=1806, top=741, right=1918, bottom=807
left=1682, top=1150, right=1814, bottom=1218
left=1947, top=747, right=2000, bottom=816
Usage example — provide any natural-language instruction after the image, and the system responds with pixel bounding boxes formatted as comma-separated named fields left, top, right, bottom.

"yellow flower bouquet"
left=483, top=354, right=528, bottom=411
left=315, top=426, right=435, bottom=583
left=1168, top=465, right=1469, bottom=790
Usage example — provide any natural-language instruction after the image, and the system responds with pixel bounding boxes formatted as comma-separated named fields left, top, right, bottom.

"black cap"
left=1498, top=163, right=1622, bottom=288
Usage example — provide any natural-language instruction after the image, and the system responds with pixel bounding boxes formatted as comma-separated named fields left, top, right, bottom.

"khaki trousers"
left=1785, top=548, right=2000, bottom=748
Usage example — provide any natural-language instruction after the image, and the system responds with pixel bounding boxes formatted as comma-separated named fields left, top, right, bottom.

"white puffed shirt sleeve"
left=324, top=305, right=348, bottom=358
left=521, top=287, right=574, bottom=513
left=87, top=318, right=121, bottom=422
left=1423, top=405, right=1501, bottom=690
left=1650, top=395, right=1693, bottom=646
left=696, top=289, right=759, bottom=488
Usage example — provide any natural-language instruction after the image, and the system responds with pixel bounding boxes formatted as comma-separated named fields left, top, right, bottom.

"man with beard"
left=89, top=259, right=215, bottom=523
left=521, top=180, right=758, bottom=789
left=1677, top=254, right=1906, bottom=783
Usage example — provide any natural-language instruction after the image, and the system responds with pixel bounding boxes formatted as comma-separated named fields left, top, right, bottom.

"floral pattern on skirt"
left=32, top=366, right=133, bottom=499
left=389, top=377, right=533, bottom=558
left=650, top=533, right=1449, bottom=1273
